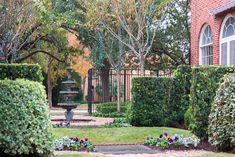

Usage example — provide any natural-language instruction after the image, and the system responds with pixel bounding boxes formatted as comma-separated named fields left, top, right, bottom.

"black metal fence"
left=87, top=68, right=172, bottom=113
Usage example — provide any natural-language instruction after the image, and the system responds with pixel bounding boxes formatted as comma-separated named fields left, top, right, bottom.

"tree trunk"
left=140, top=54, right=145, bottom=76
left=116, top=69, right=121, bottom=112
left=47, top=58, right=53, bottom=108
left=82, top=77, right=86, bottom=101
left=100, top=59, right=111, bottom=102
left=47, top=81, right=53, bottom=108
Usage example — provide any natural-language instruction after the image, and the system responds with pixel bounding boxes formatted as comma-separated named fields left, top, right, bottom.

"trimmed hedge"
left=130, top=77, right=179, bottom=126
left=0, top=79, right=53, bottom=156
left=208, top=74, right=235, bottom=151
left=174, top=65, right=192, bottom=123
left=96, top=102, right=130, bottom=114
left=190, top=66, right=235, bottom=139
left=0, top=64, right=43, bottom=82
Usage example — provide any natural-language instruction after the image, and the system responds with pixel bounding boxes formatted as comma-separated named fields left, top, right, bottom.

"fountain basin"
left=57, top=103, right=80, bottom=110
left=57, top=103, right=80, bottom=121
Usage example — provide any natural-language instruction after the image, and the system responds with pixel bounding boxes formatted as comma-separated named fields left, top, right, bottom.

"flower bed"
left=55, top=137, right=95, bottom=152
left=53, top=122, right=72, bottom=128
left=145, top=132, right=200, bottom=150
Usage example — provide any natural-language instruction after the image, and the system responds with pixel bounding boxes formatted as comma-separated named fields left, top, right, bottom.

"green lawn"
left=53, top=127, right=192, bottom=144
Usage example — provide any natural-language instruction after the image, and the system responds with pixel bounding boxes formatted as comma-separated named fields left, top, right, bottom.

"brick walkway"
left=95, top=145, right=159, bottom=154
left=51, top=109, right=113, bottom=126
left=55, top=149, right=211, bottom=157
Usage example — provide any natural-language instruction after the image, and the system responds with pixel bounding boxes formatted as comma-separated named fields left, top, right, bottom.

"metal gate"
left=87, top=68, right=172, bottom=114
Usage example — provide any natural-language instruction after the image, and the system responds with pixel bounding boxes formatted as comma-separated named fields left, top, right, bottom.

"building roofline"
left=209, top=0, right=235, bottom=16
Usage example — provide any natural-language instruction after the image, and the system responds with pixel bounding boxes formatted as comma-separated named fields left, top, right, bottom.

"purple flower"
left=174, top=136, right=179, bottom=142
left=163, top=132, right=168, bottom=137
left=168, top=138, right=173, bottom=143
left=80, top=140, right=84, bottom=144
left=159, top=134, right=163, bottom=138
left=70, top=137, right=80, bottom=142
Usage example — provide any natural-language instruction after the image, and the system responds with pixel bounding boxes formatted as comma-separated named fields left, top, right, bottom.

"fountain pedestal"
left=58, top=67, right=80, bottom=121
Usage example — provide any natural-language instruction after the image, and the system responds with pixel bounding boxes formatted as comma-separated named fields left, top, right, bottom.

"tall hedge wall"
left=174, top=65, right=192, bottom=123
left=0, top=64, right=43, bottom=82
left=130, top=77, right=180, bottom=126
left=190, top=66, right=235, bottom=139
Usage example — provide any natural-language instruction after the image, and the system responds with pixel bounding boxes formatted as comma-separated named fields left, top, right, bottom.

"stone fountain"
left=58, top=67, right=80, bottom=121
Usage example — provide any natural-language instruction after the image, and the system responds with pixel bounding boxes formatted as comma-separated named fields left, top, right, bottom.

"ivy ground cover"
left=53, top=127, right=192, bottom=144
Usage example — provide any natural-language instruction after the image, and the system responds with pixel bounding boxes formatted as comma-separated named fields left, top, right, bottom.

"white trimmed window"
left=220, top=15, right=235, bottom=65
left=200, top=25, right=213, bottom=65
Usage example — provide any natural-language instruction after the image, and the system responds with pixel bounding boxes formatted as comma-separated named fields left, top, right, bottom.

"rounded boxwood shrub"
left=208, top=74, right=235, bottom=151
left=0, top=79, right=54, bottom=156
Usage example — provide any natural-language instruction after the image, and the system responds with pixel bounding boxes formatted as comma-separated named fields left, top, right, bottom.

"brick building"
left=191, top=0, right=235, bottom=65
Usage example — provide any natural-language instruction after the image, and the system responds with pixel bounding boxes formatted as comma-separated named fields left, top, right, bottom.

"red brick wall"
left=190, top=0, right=235, bottom=65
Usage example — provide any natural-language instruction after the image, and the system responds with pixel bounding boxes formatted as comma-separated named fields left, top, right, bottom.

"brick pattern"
left=191, top=0, right=235, bottom=65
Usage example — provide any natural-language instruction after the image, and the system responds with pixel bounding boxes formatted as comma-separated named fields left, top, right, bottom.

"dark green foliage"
left=0, top=64, right=43, bottom=82
left=96, top=102, right=130, bottom=114
left=130, top=77, right=180, bottom=126
left=174, top=65, right=192, bottom=123
left=93, top=112, right=126, bottom=118
left=208, top=74, right=235, bottom=151
left=94, top=102, right=130, bottom=118
left=190, top=66, right=235, bottom=139
left=0, top=79, right=54, bottom=156
left=184, top=106, right=196, bottom=130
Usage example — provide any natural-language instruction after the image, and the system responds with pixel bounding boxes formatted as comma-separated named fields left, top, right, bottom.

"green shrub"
left=0, top=79, right=53, bottom=156
left=174, top=65, right=192, bottom=123
left=96, top=102, right=130, bottom=114
left=93, top=112, right=126, bottom=118
left=208, top=74, right=235, bottom=151
left=130, top=77, right=180, bottom=126
left=190, top=66, right=235, bottom=139
left=0, top=63, right=43, bottom=82
left=184, top=106, right=196, bottom=130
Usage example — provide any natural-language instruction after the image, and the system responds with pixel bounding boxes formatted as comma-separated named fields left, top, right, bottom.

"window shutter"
left=221, top=43, right=227, bottom=65
left=230, top=40, right=235, bottom=65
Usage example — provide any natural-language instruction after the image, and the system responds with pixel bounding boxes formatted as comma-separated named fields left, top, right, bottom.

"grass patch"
left=53, top=127, right=192, bottom=144
left=198, top=153, right=235, bottom=157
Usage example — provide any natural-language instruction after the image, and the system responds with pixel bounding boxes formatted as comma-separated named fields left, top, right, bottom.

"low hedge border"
left=96, top=102, right=130, bottom=114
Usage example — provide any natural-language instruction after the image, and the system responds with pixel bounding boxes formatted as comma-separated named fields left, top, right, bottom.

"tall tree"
left=0, top=0, right=39, bottom=63
left=151, top=0, right=191, bottom=67
left=98, top=0, right=160, bottom=75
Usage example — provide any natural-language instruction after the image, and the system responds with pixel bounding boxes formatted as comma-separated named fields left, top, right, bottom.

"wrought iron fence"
left=87, top=68, right=172, bottom=109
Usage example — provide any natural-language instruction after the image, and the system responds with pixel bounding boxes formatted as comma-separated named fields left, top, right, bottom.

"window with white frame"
left=220, top=16, right=235, bottom=65
left=200, top=25, right=213, bottom=65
